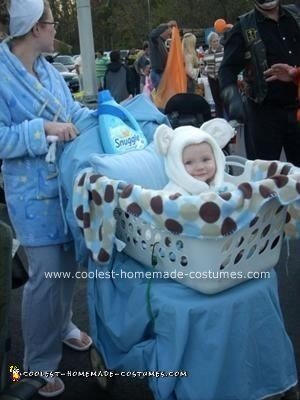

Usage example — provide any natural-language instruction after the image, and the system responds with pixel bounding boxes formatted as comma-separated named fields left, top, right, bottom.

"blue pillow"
left=89, top=142, right=168, bottom=189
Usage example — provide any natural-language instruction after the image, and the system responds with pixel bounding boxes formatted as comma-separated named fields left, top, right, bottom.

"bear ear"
left=200, top=118, right=235, bottom=149
left=154, top=124, right=174, bottom=155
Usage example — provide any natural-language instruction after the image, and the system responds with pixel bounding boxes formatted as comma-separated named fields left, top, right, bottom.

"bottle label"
left=109, top=125, right=147, bottom=153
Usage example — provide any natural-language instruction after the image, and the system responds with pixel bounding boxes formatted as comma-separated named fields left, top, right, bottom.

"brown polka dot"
left=221, top=218, right=237, bottom=235
left=271, top=175, right=288, bottom=188
left=150, top=196, right=163, bottom=214
left=77, top=172, right=86, bottom=186
left=92, top=190, right=102, bottom=205
left=286, top=212, right=291, bottom=223
left=75, top=205, right=84, bottom=220
left=238, top=182, right=252, bottom=199
left=296, top=182, right=300, bottom=194
left=219, top=192, right=232, bottom=201
left=98, top=248, right=110, bottom=263
left=169, top=193, right=182, bottom=200
left=165, top=219, right=183, bottom=234
left=259, top=185, right=275, bottom=198
left=280, top=165, right=291, bottom=175
left=83, top=212, right=90, bottom=228
left=199, top=202, right=220, bottom=223
left=104, top=185, right=114, bottom=202
left=121, top=184, right=133, bottom=198
left=267, top=162, right=278, bottom=178
left=127, top=202, right=142, bottom=216
left=89, top=174, right=103, bottom=183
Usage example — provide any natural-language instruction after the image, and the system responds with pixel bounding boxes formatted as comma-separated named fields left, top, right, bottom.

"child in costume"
left=154, top=118, right=235, bottom=195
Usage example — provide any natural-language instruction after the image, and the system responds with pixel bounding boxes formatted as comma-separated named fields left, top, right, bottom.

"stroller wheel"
left=89, top=346, right=112, bottom=391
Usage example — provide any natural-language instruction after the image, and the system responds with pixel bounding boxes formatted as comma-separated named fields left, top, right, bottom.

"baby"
left=154, top=119, right=235, bottom=195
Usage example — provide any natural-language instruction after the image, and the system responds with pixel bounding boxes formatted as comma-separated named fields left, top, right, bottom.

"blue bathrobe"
left=0, top=41, right=97, bottom=246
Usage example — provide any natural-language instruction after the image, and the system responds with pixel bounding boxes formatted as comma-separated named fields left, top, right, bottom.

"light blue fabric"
left=56, top=84, right=297, bottom=400
left=60, top=94, right=170, bottom=265
left=89, top=142, right=168, bottom=190
left=89, top=256, right=297, bottom=400
left=0, top=40, right=93, bottom=246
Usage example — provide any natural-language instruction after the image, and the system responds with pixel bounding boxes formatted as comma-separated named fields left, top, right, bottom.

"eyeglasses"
left=39, top=21, right=59, bottom=29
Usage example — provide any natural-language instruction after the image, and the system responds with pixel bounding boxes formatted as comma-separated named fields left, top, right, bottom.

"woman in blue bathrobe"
left=0, top=0, right=95, bottom=396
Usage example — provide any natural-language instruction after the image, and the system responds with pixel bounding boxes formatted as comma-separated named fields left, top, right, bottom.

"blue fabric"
left=0, top=41, right=92, bottom=246
left=60, top=94, right=169, bottom=265
left=57, top=88, right=297, bottom=400
left=89, top=256, right=297, bottom=400
left=89, top=142, right=168, bottom=190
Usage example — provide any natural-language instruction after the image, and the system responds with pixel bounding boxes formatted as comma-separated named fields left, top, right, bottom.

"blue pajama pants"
left=22, top=243, right=78, bottom=372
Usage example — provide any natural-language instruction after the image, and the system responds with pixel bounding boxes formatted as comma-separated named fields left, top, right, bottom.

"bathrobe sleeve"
left=0, top=95, right=48, bottom=159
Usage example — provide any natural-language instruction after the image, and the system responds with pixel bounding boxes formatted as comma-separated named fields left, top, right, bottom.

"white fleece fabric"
left=154, top=122, right=235, bottom=195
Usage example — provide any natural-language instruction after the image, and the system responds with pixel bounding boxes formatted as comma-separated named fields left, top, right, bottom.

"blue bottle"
left=98, top=90, right=148, bottom=154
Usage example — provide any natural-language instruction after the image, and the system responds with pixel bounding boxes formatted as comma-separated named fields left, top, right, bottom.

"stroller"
left=164, top=93, right=212, bottom=129
left=59, top=95, right=300, bottom=400
left=164, top=92, right=234, bottom=156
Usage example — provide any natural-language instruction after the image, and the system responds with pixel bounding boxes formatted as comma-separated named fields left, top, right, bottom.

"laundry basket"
left=114, top=156, right=300, bottom=294
left=73, top=156, right=300, bottom=295
left=115, top=196, right=286, bottom=294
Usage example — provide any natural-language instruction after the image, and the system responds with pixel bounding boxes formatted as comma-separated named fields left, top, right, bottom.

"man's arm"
left=218, top=22, right=247, bottom=122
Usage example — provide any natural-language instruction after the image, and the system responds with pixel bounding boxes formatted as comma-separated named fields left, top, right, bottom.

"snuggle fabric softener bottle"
left=98, top=90, right=148, bottom=154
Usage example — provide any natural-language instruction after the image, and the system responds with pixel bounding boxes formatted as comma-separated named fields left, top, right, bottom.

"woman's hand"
left=44, top=121, right=79, bottom=142
left=264, top=64, right=299, bottom=83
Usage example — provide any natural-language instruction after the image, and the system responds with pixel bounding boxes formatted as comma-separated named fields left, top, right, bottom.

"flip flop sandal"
left=62, top=327, right=92, bottom=351
left=38, top=376, right=65, bottom=398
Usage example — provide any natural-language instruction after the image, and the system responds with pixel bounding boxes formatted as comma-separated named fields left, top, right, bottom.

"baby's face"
left=182, top=142, right=216, bottom=183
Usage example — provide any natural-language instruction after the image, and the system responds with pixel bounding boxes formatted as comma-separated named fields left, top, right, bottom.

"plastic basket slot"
left=246, top=245, right=257, bottom=259
left=141, top=240, right=147, bottom=250
left=275, top=205, right=285, bottom=215
left=271, top=235, right=281, bottom=250
left=125, top=212, right=130, bottom=219
left=261, top=224, right=271, bottom=238
left=234, top=249, right=244, bottom=264
left=165, top=237, right=172, bottom=247
left=236, top=236, right=245, bottom=248
left=180, top=255, right=188, bottom=267
left=169, top=252, right=176, bottom=262
left=258, top=240, right=269, bottom=254
left=158, top=247, right=165, bottom=258
left=249, top=216, right=259, bottom=228
left=176, top=240, right=184, bottom=251
left=219, top=255, right=231, bottom=270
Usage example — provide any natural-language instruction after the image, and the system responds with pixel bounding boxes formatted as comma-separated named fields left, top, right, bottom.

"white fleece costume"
left=154, top=119, right=235, bottom=195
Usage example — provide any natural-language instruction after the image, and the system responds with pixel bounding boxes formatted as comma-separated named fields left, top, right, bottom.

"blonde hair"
left=182, top=32, right=196, bottom=53
left=182, top=32, right=198, bottom=68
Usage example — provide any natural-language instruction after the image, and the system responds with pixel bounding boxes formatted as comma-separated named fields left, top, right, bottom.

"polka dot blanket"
left=73, top=159, right=300, bottom=265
